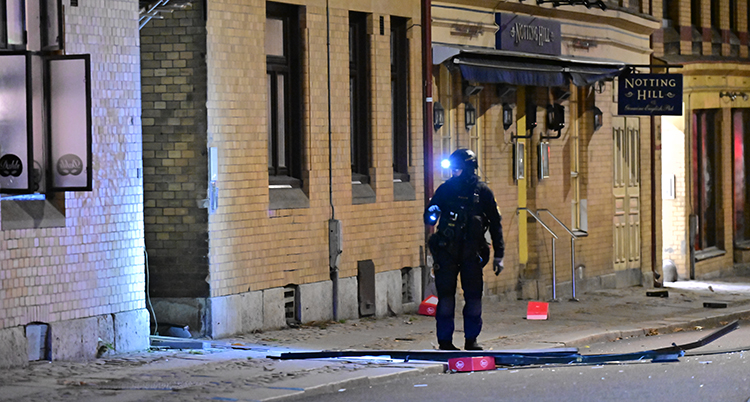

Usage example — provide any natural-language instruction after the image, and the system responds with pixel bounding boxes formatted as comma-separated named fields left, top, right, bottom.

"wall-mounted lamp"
left=546, top=103, right=565, bottom=131
left=593, top=106, right=603, bottom=131
left=526, top=99, right=537, bottom=131
left=503, top=103, right=513, bottom=130
left=464, top=84, right=484, bottom=97
left=465, top=102, right=477, bottom=130
left=433, top=101, right=445, bottom=131
left=720, top=91, right=749, bottom=101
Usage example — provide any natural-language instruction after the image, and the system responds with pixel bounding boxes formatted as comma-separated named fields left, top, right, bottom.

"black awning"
left=456, top=58, right=568, bottom=87
left=441, top=45, right=626, bottom=87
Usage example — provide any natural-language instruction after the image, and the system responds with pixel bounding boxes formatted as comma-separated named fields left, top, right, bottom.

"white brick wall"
left=0, top=0, right=146, bottom=347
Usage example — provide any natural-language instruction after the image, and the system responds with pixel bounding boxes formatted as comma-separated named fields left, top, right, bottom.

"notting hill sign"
left=618, top=73, right=683, bottom=116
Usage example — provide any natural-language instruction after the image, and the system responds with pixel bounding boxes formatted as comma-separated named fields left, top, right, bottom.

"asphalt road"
left=291, top=324, right=750, bottom=402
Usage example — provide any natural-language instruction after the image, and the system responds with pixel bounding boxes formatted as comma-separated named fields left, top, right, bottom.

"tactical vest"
left=431, top=183, right=488, bottom=261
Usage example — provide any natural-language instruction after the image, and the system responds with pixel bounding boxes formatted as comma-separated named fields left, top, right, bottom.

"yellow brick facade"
left=431, top=1, right=659, bottom=299
left=656, top=0, right=750, bottom=280
left=205, top=0, right=424, bottom=296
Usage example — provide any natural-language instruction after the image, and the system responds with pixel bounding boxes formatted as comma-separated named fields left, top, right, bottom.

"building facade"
left=428, top=0, right=661, bottom=299
left=0, top=0, right=149, bottom=367
left=142, top=0, right=427, bottom=338
left=657, top=0, right=750, bottom=280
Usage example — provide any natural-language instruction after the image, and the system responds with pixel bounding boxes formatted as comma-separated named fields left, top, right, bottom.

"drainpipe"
left=651, top=115, right=660, bottom=287
left=422, top=0, right=434, bottom=298
left=326, top=0, right=340, bottom=321
left=422, top=0, right=433, bottom=202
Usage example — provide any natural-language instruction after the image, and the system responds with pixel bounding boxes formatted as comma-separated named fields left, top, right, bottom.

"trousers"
left=433, top=253, right=484, bottom=342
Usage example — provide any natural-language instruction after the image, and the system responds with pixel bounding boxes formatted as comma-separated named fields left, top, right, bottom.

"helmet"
left=447, top=149, right=478, bottom=171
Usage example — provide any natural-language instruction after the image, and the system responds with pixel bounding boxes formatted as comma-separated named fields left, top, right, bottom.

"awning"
left=435, top=44, right=627, bottom=87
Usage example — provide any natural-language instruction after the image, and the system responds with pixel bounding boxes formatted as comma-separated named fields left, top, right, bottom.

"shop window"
left=692, top=109, right=723, bottom=255
left=438, top=65, right=453, bottom=182
left=732, top=109, right=750, bottom=246
left=1, top=0, right=25, bottom=50
left=266, top=2, right=303, bottom=189
left=349, top=11, right=374, bottom=204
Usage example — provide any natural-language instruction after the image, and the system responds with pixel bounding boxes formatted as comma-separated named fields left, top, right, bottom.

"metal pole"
left=570, top=238, right=578, bottom=301
left=551, top=237, right=557, bottom=301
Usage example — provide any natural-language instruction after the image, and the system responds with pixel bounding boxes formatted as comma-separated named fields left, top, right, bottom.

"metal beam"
left=272, top=320, right=739, bottom=367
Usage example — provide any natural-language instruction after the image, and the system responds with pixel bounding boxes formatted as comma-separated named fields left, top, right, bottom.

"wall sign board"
left=0, top=52, right=33, bottom=192
left=495, top=13, right=561, bottom=56
left=46, top=55, right=92, bottom=191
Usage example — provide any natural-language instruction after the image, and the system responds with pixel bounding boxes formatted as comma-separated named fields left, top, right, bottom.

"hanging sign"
left=618, top=73, right=683, bottom=115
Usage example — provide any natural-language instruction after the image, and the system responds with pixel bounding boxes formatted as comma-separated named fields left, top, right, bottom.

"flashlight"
left=427, top=205, right=441, bottom=224
left=441, top=159, right=451, bottom=169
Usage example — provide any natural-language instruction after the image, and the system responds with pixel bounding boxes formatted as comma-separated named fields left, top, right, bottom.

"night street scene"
left=2, top=0, right=750, bottom=401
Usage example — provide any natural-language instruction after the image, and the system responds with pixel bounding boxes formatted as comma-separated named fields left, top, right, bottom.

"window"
left=438, top=65, right=453, bottom=181
left=732, top=109, right=750, bottom=245
left=349, top=12, right=370, bottom=185
left=2, top=0, right=25, bottom=50
left=390, top=16, right=409, bottom=182
left=266, top=2, right=302, bottom=187
left=691, top=0, right=701, bottom=28
left=710, top=0, right=720, bottom=30
left=692, top=109, right=722, bottom=252
left=663, top=0, right=678, bottom=21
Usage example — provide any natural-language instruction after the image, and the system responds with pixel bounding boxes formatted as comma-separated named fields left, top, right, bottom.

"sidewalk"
left=3, top=276, right=750, bottom=402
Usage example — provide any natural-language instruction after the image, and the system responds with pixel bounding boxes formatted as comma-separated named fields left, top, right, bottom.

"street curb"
left=561, top=310, right=750, bottom=348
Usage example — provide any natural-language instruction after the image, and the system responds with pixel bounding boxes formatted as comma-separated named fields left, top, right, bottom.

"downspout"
left=422, top=0, right=434, bottom=298
left=422, top=1, right=433, bottom=202
left=651, top=115, right=659, bottom=286
left=650, top=61, right=659, bottom=287
left=326, top=0, right=339, bottom=320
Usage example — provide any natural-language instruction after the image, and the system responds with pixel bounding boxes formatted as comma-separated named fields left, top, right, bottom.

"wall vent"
left=283, top=285, right=299, bottom=325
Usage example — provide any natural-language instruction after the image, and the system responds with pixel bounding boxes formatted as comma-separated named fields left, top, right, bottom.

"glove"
left=426, top=205, right=441, bottom=224
left=493, top=258, right=504, bottom=276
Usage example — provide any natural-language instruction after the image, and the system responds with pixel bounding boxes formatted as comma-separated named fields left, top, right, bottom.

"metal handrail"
left=538, top=209, right=580, bottom=301
left=518, top=208, right=558, bottom=240
left=517, top=208, right=560, bottom=301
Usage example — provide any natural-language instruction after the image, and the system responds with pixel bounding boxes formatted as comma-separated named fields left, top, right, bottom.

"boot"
left=464, top=338, right=483, bottom=350
left=439, top=341, right=459, bottom=350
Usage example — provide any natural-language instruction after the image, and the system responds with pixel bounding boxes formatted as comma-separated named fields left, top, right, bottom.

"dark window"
left=391, top=16, right=409, bottom=182
left=730, top=0, right=737, bottom=32
left=663, top=0, right=678, bottom=21
left=691, top=0, right=701, bottom=27
left=349, top=12, right=370, bottom=184
left=733, top=109, right=750, bottom=244
left=267, top=2, right=302, bottom=187
left=710, top=0, right=720, bottom=29
left=692, top=109, right=722, bottom=251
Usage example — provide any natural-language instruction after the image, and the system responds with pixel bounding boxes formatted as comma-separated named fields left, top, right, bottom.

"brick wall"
left=205, top=0, right=424, bottom=299
left=141, top=1, right=209, bottom=298
left=0, top=0, right=146, bottom=360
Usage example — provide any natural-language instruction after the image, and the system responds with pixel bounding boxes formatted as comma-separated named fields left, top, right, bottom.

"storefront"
left=430, top=2, right=659, bottom=298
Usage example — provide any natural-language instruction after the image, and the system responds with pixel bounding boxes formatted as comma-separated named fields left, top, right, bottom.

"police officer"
left=424, top=149, right=504, bottom=351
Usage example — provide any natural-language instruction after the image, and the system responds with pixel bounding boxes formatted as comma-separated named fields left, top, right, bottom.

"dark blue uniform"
left=424, top=173, right=504, bottom=348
